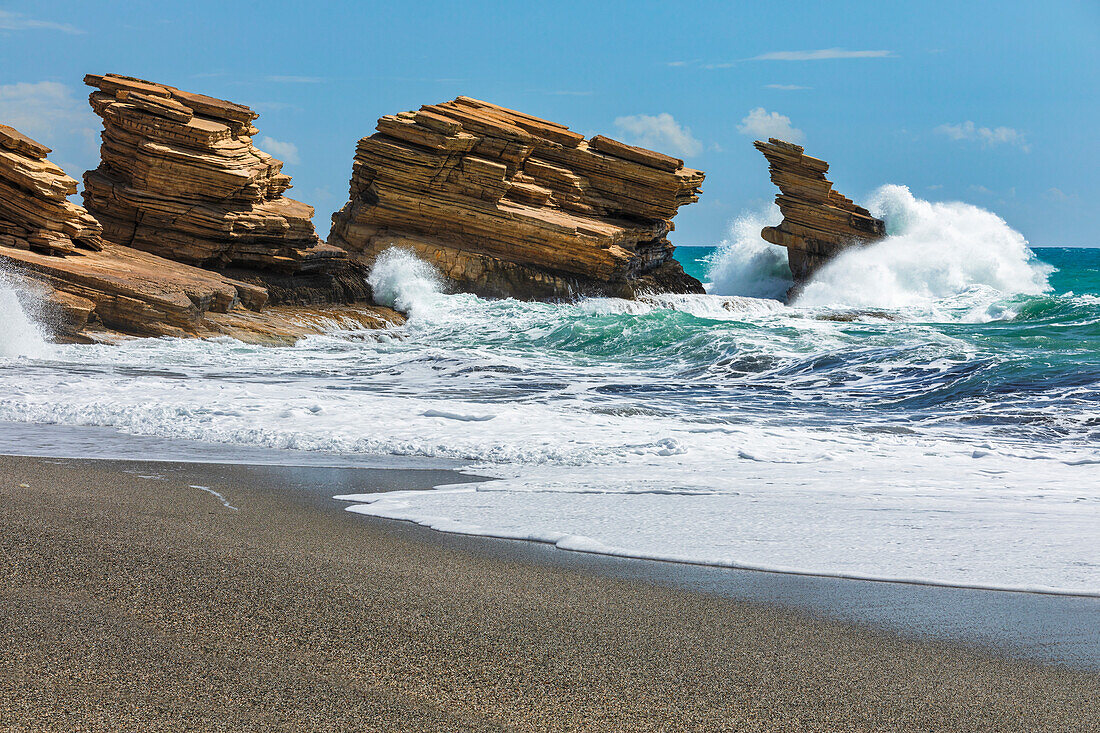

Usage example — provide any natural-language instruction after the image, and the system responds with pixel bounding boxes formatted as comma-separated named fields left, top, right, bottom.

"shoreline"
left=341, top=497, right=1100, bottom=601
left=5, top=442, right=1100, bottom=668
left=3, top=453, right=1098, bottom=730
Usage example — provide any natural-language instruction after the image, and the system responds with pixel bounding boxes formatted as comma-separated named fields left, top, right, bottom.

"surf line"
left=190, top=485, right=239, bottom=511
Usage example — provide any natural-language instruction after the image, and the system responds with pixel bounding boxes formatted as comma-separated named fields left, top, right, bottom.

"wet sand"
left=1, top=454, right=1097, bottom=731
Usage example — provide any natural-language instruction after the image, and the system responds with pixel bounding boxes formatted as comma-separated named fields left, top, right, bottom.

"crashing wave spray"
left=704, top=204, right=792, bottom=300
left=366, top=248, right=446, bottom=316
left=0, top=271, right=52, bottom=359
left=795, top=185, right=1052, bottom=314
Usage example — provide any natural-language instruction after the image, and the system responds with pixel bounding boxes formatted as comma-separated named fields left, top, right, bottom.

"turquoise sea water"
left=1, top=186, right=1097, bottom=592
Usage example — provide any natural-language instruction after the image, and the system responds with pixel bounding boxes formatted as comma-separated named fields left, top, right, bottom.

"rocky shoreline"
left=2, top=74, right=887, bottom=344
left=755, top=138, right=886, bottom=283
left=330, top=97, right=706, bottom=300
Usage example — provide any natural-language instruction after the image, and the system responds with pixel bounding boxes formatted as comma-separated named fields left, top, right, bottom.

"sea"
left=2, top=184, right=1098, bottom=595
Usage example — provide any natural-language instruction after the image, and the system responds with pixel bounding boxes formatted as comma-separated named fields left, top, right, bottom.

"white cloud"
left=265, top=75, right=324, bottom=83
left=935, top=121, right=1030, bottom=152
left=0, top=82, right=100, bottom=173
left=927, top=184, right=943, bottom=190
left=613, top=113, right=702, bottom=157
left=259, top=136, right=301, bottom=165
left=752, top=48, right=892, bottom=61
left=1044, top=187, right=1077, bottom=202
left=0, top=10, right=83, bottom=34
left=968, top=184, right=993, bottom=195
left=765, top=84, right=811, bottom=90
left=736, top=107, right=805, bottom=143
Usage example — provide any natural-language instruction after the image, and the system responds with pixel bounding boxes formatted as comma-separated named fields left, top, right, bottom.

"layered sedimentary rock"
left=330, top=97, right=705, bottom=299
left=82, top=74, right=348, bottom=282
left=755, top=138, right=885, bottom=281
left=0, top=121, right=396, bottom=343
left=0, top=124, right=103, bottom=257
left=2, top=232, right=400, bottom=343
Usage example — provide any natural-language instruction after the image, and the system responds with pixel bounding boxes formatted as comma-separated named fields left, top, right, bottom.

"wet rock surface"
left=755, top=138, right=885, bottom=282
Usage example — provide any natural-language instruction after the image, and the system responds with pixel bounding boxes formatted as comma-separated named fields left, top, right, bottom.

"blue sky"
left=1, top=1, right=1097, bottom=246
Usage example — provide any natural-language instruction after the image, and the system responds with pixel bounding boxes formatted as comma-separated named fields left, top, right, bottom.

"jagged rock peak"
left=754, top=138, right=885, bottom=282
left=0, top=123, right=103, bottom=257
left=81, top=73, right=345, bottom=276
left=330, top=96, right=706, bottom=300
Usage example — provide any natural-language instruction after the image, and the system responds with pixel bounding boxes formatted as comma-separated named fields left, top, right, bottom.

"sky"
left=1, top=1, right=1097, bottom=247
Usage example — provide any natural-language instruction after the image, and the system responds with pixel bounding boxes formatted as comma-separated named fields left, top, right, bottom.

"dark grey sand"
left=2, top=455, right=1098, bottom=731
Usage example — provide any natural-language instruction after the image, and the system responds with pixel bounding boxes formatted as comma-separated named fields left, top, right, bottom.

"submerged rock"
left=330, top=97, right=706, bottom=300
left=755, top=138, right=885, bottom=282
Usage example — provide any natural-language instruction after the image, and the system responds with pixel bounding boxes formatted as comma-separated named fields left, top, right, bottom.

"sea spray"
left=704, top=204, right=791, bottom=300
left=795, top=185, right=1052, bottom=315
left=366, top=248, right=446, bottom=315
left=0, top=271, right=52, bottom=359
left=0, top=241, right=1095, bottom=594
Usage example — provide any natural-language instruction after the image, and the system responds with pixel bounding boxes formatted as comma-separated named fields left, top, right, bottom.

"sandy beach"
left=1, top=453, right=1097, bottom=732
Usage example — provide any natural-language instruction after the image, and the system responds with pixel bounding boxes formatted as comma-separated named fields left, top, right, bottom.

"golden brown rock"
left=0, top=115, right=398, bottom=344
left=0, top=126, right=103, bottom=257
left=1, top=241, right=401, bottom=343
left=330, top=96, right=705, bottom=299
left=82, top=74, right=345, bottom=277
left=755, top=138, right=885, bottom=282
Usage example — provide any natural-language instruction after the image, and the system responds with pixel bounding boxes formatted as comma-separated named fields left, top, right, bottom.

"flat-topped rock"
left=755, top=138, right=885, bottom=282
left=82, top=73, right=345, bottom=279
left=1, top=241, right=401, bottom=343
left=330, top=97, right=705, bottom=300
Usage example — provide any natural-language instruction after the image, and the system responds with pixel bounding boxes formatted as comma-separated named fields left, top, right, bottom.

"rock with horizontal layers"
left=82, top=74, right=347, bottom=280
left=0, top=121, right=396, bottom=343
left=330, top=97, right=706, bottom=299
left=1, top=241, right=401, bottom=343
left=0, top=124, right=104, bottom=258
left=754, top=138, right=885, bottom=282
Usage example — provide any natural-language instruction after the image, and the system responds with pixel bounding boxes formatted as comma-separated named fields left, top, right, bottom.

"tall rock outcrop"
left=81, top=74, right=352, bottom=296
left=0, top=120, right=397, bottom=343
left=0, top=124, right=103, bottom=257
left=755, top=138, right=885, bottom=282
left=330, top=97, right=705, bottom=300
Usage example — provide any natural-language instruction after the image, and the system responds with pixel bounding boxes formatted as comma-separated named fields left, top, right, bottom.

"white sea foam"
left=795, top=185, right=1052, bottom=317
left=704, top=205, right=791, bottom=300
left=0, top=224, right=1094, bottom=595
left=0, top=271, right=52, bottom=359
left=367, top=247, right=446, bottom=314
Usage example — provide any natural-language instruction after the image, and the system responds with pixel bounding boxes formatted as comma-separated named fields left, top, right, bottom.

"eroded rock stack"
left=330, top=97, right=705, bottom=299
left=0, top=124, right=103, bottom=257
left=755, top=138, right=885, bottom=282
left=82, top=74, right=347, bottom=279
left=0, top=117, right=396, bottom=343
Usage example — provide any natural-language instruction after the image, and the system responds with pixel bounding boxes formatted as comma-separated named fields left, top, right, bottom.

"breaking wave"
left=366, top=247, right=446, bottom=314
left=795, top=185, right=1053, bottom=318
left=0, top=271, right=52, bottom=359
left=703, top=205, right=791, bottom=300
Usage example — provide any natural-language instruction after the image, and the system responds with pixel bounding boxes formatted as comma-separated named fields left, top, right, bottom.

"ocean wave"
left=795, top=185, right=1052, bottom=317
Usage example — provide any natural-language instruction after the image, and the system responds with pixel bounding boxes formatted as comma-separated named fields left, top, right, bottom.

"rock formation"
left=754, top=138, right=885, bottom=282
left=330, top=97, right=705, bottom=299
left=81, top=74, right=353, bottom=296
left=0, top=124, right=103, bottom=257
left=0, top=120, right=397, bottom=344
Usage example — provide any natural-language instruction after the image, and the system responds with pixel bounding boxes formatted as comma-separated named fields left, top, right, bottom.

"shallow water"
left=2, top=186, right=1097, bottom=594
